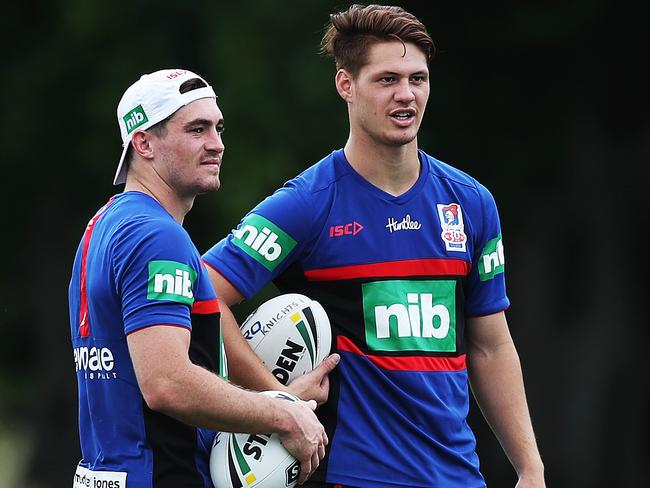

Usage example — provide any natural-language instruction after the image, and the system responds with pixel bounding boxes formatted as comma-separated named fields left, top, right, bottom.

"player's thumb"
left=315, top=353, right=340, bottom=377
left=305, top=399, right=318, bottom=411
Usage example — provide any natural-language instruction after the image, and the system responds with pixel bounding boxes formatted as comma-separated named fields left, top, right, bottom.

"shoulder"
left=421, top=150, right=497, bottom=202
left=250, top=150, right=345, bottom=219
left=113, top=193, right=190, bottom=237
left=287, top=149, right=348, bottom=196
left=421, top=150, right=481, bottom=191
left=104, top=193, right=195, bottom=260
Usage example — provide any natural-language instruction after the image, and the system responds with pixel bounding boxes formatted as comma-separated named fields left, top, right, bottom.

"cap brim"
left=113, top=142, right=130, bottom=185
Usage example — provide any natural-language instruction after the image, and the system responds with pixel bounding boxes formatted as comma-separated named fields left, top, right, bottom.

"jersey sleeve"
left=203, top=179, right=312, bottom=299
left=112, top=217, right=202, bottom=335
left=464, top=182, right=510, bottom=316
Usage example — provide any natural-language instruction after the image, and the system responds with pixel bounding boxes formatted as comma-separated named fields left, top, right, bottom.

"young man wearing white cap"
left=68, top=69, right=334, bottom=487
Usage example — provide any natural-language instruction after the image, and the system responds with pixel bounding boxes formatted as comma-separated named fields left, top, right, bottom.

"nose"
left=205, top=126, right=225, bottom=153
left=394, top=79, right=416, bottom=103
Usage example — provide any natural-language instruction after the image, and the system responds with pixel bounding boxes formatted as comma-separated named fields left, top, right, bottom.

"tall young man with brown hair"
left=204, top=5, right=545, bottom=487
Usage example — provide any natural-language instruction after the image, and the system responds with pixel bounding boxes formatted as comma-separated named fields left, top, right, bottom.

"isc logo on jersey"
left=362, top=280, right=457, bottom=353
left=232, top=214, right=296, bottom=271
left=147, top=260, right=197, bottom=305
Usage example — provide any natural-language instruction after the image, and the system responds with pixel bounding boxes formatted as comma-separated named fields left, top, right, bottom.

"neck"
left=343, top=134, right=421, bottom=196
left=124, top=178, right=193, bottom=225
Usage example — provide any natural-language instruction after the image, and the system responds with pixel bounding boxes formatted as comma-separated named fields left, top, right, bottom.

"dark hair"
left=124, top=77, right=208, bottom=165
left=321, top=4, right=435, bottom=76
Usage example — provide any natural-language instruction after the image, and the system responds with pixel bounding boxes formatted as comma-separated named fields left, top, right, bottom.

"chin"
left=386, top=133, right=418, bottom=147
left=383, top=125, right=419, bottom=145
left=195, top=179, right=220, bottom=195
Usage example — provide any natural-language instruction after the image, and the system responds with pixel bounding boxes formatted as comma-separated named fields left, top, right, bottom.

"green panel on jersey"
left=231, top=214, right=297, bottom=271
left=362, top=280, right=457, bottom=353
left=147, top=260, right=197, bottom=305
left=478, top=234, right=505, bottom=281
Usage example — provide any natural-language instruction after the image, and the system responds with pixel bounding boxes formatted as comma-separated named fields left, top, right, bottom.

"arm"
left=127, top=324, right=326, bottom=483
left=207, top=266, right=339, bottom=404
left=208, top=267, right=285, bottom=391
left=466, top=311, right=545, bottom=487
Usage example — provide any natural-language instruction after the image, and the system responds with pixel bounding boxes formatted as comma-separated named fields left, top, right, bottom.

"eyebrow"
left=183, top=117, right=224, bottom=129
left=376, top=69, right=428, bottom=77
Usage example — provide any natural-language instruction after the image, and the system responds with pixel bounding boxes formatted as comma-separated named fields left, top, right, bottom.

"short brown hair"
left=321, top=4, right=435, bottom=76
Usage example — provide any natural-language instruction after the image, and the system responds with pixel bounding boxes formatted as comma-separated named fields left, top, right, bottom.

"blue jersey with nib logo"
left=203, top=149, right=509, bottom=488
left=69, top=191, right=225, bottom=488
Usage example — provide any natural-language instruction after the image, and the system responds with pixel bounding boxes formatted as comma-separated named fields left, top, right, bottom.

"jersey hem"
left=202, top=257, right=255, bottom=299
left=465, top=298, right=510, bottom=318
left=125, top=322, right=192, bottom=336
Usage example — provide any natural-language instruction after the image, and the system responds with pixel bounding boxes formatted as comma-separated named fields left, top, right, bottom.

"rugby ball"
left=210, top=391, right=301, bottom=488
left=240, top=294, right=331, bottom=385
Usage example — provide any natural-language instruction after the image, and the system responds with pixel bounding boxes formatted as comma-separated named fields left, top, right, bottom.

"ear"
left=131, top=131, right=155, bottom=159
left=335, top=69, right=354, bottom=103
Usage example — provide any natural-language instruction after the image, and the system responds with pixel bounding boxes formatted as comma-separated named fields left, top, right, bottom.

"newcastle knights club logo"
left=436, top=203, right=467, bottom=252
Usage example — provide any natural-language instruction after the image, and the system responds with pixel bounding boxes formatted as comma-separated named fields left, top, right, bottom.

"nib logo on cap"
left=123, top=105, right=149, bottom=134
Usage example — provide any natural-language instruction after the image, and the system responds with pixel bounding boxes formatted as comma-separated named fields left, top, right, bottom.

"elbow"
left=140, top=378, right=183, bottom=414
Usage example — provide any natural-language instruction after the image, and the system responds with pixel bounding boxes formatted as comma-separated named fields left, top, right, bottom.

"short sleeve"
left=112, top=217, right=202, bottom=334
left=203, top=179, right=312, bottom=299
left=464, top=183, right=510, bottom=316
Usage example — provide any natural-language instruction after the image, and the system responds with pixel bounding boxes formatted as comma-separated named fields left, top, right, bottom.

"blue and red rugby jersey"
left=69, top=191, right=225, bottom=488
left=203, top=149, right=509, bottom=488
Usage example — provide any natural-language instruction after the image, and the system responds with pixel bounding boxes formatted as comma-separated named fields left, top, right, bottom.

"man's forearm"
left=220, top=298, right=288, bottom=392
left=468, top=338, right=544, bottom=482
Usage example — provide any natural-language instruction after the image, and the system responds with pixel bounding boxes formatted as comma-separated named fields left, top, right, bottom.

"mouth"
left=200, top=157, right=221, bottom=167
left=389, top=108, right=416, bottom=124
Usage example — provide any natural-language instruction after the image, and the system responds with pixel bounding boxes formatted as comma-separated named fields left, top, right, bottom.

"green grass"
left=0, top=423, right=32, bottom=488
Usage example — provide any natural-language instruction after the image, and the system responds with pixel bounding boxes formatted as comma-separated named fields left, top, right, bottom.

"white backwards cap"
left=113, top=69, right=216, bottom=185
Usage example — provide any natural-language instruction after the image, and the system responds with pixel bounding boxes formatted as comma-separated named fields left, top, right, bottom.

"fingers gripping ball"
left=240, top=294, right=332, bottom=384
left=210, top=391, right=301, bottom=488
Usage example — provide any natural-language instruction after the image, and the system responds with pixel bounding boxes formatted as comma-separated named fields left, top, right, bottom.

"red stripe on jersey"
left=191, top=298, right=220, bottom=314
left=337, top=336, right=466, bottom=372
left=304, top=258, right=470, bottom=281
left=78, top=196, right=116, bottom=337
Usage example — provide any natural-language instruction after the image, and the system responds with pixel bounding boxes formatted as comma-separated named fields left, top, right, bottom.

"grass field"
left=0, top=424, right=33, bottom=488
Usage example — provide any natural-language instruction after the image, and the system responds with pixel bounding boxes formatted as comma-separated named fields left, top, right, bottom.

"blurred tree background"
left=1, top=1, right=648, bottom=486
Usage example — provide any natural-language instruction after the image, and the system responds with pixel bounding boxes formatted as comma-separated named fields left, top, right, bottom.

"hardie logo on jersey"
left=232, top=214, right=296, bottom=271
left=362, top=280, right=457, bottom=353
left=437, top=203, right=467, bottom=252
left=386, top=214, right=421, bottom=233
left=479, top=234, right=505, bottom=281
left=147, top=260, right=197, bottom=305
left=123, top=104, right=148, bottom=134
